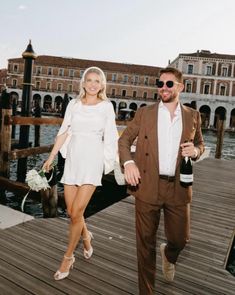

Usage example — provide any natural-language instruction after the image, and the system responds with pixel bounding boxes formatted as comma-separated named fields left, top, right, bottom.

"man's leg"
left=135, top=198, right=161, bottom=295
left=163, top=203, right=188, bottom=264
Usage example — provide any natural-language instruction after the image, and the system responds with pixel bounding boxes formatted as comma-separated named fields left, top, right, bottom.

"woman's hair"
left=76, top=66, right=107, bottom=101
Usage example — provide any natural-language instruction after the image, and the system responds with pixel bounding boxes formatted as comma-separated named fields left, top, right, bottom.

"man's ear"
left=179, top=83, right=184, bottom=92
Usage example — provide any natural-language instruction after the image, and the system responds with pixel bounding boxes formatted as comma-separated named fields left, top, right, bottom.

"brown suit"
left=118, top=102, right=205, bottom=294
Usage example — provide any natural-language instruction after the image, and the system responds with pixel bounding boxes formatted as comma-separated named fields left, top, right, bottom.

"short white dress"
left=57, top=99, right=118, bottom=186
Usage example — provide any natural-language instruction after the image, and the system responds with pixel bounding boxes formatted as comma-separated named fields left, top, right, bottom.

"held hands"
left=180, top=141, right=197, bottom=158
left=124, top=162, right=141, bottom=186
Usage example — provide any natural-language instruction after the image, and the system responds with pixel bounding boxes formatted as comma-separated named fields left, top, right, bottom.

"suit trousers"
left=135, top=179, right=188, bottom=295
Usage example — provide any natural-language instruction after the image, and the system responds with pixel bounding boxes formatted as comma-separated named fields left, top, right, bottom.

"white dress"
left=57, top=99, right=118, bottom=186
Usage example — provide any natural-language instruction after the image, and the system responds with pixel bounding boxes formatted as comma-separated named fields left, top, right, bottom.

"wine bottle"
left=180, top=156, right=193, bottom=187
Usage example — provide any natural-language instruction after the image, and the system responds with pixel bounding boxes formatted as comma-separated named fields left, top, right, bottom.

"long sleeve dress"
left=57, top=99, right=118, bottom=186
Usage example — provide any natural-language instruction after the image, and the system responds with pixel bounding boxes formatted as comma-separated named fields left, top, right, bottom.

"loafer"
left=160, top=243, right=175, bottom=282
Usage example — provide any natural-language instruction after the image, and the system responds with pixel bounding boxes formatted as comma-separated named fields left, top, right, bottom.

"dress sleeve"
left=57, top=99, right=74, bottom=136
left=103, top=102, right=119, bottom=174
left=57, top=99, right=74, bottom=158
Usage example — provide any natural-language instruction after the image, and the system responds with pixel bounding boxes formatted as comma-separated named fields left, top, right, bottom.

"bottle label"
left=180, top=174, right=194, bottom=183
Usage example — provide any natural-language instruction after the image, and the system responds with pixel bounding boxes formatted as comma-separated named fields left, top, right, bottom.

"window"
left=187, top=64, right=193, bottom=74
left=155, top=78, right=159, bottom=85
left=69, top=69, right=74, bottom=77
left=36, top=66, right=41, bottom=75
left=122, top=90, right=126, bottom=97
left=185, top=81, right=192, bottom=93
left=57, top=83, right=62, bottom=91
left=112, top=73, right=117, bottom=82
left=48, top=67, right=52, bottom=75
left=13, top=64, right=18, bottom=72
left=153, top=93, right=158, bottom=100
left=222, top=67, right=228, bottom=77
left=68, top=84, right=73, bottom=92
left=46, top=82, right=51, bottom=90
left=220, top=85, right=226, bottom=96
left=133, top=75, right=139, bottom=84
left=206, top=65, right=212, bottom=75
left=80, top=70, right=84, bottom=78
left=123, top=75, right=128, bottom=83
left=12, top=79, right=17, bottom=87
left=111, top=88, right=116, bottom=96
left=143, top=92, right=147, bottom=99
left=35, top=81, right=40, bottom=90
left=204, top=84, right=210, bottom=94
left=59, top=68, right=64, bottom=76
left=133, top=90, right=137, bottom=98
left=144, top=77, right=149, bottom=85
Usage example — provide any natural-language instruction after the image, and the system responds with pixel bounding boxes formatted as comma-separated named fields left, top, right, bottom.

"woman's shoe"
left=54, top=255, right=75, bottom=281
left=83, top=231, right=94, bottom=259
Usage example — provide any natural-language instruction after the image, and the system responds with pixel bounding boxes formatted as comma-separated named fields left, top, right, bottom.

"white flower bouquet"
left=25, top=169, right=50, bottom=192
left=21, top=164, right=56, bottom=212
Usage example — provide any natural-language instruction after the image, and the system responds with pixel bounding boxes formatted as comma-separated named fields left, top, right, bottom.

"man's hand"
left=180, top=142, right=197, bottom=158
left=124, top=162, right=141, bottom=186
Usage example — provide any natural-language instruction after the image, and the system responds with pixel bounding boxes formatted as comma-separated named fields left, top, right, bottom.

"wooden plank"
left=6, top=115, right=63, bottom=126
left=9, top=144, right=53, bottom=160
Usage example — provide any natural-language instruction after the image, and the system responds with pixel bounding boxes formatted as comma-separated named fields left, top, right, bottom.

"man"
left=118, top=67, right=205, bottom=294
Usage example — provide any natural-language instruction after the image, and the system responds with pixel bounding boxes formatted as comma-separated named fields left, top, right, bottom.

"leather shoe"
left=160, top=243, right=175, bottom=282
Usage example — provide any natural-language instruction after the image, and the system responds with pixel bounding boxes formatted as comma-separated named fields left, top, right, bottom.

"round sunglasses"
left=156, top=80, right=180, bottom=88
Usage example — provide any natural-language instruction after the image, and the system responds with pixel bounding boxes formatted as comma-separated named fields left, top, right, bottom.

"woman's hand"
left=42, top=154, right=55, bottom=172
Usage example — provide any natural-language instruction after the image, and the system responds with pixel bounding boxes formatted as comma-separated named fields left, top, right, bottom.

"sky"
left=1, top=0, right=235, bottom=69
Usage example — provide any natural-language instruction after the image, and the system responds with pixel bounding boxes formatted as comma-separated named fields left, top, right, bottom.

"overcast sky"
left=1, top=0, right=235, bottom=69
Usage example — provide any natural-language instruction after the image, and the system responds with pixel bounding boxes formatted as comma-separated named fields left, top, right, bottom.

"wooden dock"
left=0, top=157, right=235, bottom=294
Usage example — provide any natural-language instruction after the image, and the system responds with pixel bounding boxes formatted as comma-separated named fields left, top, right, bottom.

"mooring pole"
left=17, top=41, right=37, bottom=182
left=215, top=118, right=225, bottom=159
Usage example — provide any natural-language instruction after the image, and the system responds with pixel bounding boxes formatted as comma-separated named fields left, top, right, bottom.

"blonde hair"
left=76, top=66, right=107, bottom=101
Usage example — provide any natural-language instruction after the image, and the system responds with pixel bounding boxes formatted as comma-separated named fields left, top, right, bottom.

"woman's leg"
left=64, top=185, right=92, bottom=255
left=56, top=184, right=96, bottom=273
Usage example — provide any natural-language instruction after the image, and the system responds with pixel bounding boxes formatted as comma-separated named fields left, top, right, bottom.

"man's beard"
left=159, top=91, right=177, bottom=103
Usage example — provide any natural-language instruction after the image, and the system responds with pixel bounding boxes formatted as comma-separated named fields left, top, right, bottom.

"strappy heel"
left=54, top=254, right=75, bottom=281
left=83, top=231, right=94, bottom=259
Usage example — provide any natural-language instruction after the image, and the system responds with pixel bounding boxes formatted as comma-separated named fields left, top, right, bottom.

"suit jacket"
left=118, top=101, right=205, bottom=206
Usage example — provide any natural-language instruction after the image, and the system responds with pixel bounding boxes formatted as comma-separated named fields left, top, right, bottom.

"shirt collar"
left=159, top=100, right=181, bottom=114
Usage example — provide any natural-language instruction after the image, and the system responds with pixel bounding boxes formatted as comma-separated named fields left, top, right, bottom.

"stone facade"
left=170, top=50, right=235, bottom=129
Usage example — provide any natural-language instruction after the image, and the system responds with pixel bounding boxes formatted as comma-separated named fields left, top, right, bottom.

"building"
left=4, top=55, right=162, bottom=118
left=1, top=49, right=235, bottom=129
left=170, top=50, right=235, bottom=129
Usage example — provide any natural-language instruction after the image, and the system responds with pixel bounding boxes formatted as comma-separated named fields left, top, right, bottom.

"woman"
left=43, top=66, right=118, bottom=280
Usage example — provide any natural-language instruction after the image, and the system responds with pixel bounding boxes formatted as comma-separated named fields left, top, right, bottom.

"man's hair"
left=159, top=67, right=183, bottom=83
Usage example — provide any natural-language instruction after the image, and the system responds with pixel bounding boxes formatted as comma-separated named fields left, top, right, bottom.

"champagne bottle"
left=180, top=156, right=193, bottom=187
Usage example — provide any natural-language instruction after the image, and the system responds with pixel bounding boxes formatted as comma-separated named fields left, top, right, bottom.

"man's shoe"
left=160, top=243, right=175, bottom=282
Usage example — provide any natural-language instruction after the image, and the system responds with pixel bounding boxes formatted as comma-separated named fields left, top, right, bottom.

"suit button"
left=145, top=153, right=149, bottom=156
left=145, top=135, right=148, bottom=139
left=143, top=170, right=146, bottom=173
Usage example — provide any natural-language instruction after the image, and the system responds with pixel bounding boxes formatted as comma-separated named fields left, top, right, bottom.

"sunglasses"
left=156, top=80, right=180, bottom=88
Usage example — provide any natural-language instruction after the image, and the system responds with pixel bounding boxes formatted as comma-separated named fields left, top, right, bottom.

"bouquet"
left=21, top=163, right=56, bottom=212
left=25, top=169, right=51, bottom=192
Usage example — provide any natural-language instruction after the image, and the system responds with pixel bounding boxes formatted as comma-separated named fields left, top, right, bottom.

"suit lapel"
left=175, top=104, right=194, bottom=169
left=147, top=102, right=159, bottom=172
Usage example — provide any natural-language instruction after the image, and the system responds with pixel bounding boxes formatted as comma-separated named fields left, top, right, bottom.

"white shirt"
left=158, top=101, right=182, bottom=176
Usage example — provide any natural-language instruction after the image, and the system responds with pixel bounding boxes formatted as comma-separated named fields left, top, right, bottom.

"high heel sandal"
left=83, top=231, right=94, bottom=259
left=54, top=254, right=75, bottom=281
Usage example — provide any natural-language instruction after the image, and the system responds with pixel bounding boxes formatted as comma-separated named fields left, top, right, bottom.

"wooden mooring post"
left=0, top=89, right=12, bottom=178
left=215, top=118, right=225, bottom=159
